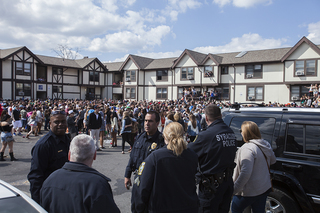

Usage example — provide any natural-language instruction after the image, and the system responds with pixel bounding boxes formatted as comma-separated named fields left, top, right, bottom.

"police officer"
left=188, top=104, right=237, bottom=213
left=124, top=111, right=165, bottom=208
left=40, top=134, right=120, bottom=213
left=28, top=110, right=71, bottom=204
left=132, top=122, right=198, bottom=213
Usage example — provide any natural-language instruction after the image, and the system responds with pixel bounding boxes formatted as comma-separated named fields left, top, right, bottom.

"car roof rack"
left=231, top=102, right=265, bottom=110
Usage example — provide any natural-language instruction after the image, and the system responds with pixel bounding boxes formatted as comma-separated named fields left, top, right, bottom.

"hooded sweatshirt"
left=233, top=139, right=276, bottom=196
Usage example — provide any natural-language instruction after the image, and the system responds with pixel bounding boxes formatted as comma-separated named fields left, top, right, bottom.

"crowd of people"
left=1, top=94, right=318, bottom=212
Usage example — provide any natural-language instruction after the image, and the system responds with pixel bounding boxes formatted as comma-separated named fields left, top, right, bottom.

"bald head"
left=205, top=104, right=222, bottom=124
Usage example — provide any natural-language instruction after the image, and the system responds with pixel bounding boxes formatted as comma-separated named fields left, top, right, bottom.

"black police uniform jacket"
left=188, top=119, right=236, bottom=177
left=125, top=130, right=165, bottom=178
left=27, top=130, right=70, bottom=204
left=40, top=162, right=120, bottom=213
left=132, top=146, right=199, bottom=213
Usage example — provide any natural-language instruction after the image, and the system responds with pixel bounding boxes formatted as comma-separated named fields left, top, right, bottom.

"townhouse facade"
left=0, top=36, right=319, bottom=103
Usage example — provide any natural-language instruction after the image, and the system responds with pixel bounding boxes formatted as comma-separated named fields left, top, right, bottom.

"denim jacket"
left=187, top=120, right=201, bottom=136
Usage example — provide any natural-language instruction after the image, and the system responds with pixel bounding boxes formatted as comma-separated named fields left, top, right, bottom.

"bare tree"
left=52, top=44, right=80, bottom=60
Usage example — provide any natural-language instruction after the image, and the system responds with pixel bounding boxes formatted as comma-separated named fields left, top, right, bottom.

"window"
left=53, top=85, right=62, bottom=93
left=286, top=124, right=320, bottom=156
left=245, top=64, right=262, bottom=78
left=247, top=86, right=263, bottom=101
left=113, top=73, right=123, bottom=86
left=216, top=87, right=230, bottom=100
left=290, top=85, right=309, bottom=101
left=178, top=87, right=184, bottom=99
left=221, top=66, right=228, bottom=75
left=37, top=66, right=47, bottom=82
left=125, top=88, right=136, bottom=99
left=125, top=70, right=136, bottom=82
left=229, top=117, right=276, bottom=147
left=156, top=88, right=167, bottom=99
left=156, top=70, right=168, bottom=81
left=15, top=62, right=31, bottom=76
left=204, top=66, right=213, bottom=77
left=89, top=71, right=99, bottom=82
left=52, top=67, right=63, bottom=75
left=294, top=60, right=317, bottom=76
left=15, top=83, right=31, bottom=96
left=181, top=67, right=194, bottom=80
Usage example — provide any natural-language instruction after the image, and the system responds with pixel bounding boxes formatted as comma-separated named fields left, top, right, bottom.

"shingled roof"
left=75, top=57, right=96, bottom=68
left=104, top=62, right=123, bottom=71
left=145, top=57, right=177, bottom=69
left=0, top=47, right=24, bottom=59
left=129, top=55, right=154, bottom=69
left=36, top=54, right=81, bottom=68
left=213, top=47, right=292, bottom=65
left=186, top=49, right=207, bottom=65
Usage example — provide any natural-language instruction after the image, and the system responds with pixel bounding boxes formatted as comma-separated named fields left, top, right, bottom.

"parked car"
left=222, top=104, right=320, bottom=213
left=0, top=179, right=47, bottom=213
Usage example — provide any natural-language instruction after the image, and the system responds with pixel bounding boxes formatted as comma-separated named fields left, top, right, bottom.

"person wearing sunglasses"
left=28, top=110, right=71, bottom=204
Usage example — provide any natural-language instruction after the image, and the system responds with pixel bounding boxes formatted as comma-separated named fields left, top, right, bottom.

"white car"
left=0, top=179, right=47, bottom=213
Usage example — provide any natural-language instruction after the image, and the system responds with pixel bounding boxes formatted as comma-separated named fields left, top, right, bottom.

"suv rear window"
left=230, top=117, right=276, bottom=147
left=286, top=123, right=320, bottom=156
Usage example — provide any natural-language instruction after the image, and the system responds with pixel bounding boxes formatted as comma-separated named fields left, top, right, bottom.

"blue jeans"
left=231, top=188, right=271, bottom=213
left=44, top=118, right=50, bottom=130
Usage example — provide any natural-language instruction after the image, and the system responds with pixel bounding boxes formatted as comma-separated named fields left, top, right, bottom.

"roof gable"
left=202, top=54, right=222, bottom=66
left=119, top=55, right=154, bottom=71
left=76, top=58, right=106, bottom=71
left=281, top=36, right=320, bottom=62
left=0, top=46, right=43, bottom=63
left=172, top=49, right=207, bottom=68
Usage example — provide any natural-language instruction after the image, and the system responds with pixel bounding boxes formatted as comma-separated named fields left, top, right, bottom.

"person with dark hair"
left=0, top=111, right=17, bottom=161
left=12, top=105, right=22, bottom=136
left=132, top=122, right=199, bottom=213
left=124, top=111, right=164, bottom=192
left=28, top=110, right=71, bottom=204
left=87, top=105, right=102, bottom=151
left=188, top=104, right=237, bottom=213
left=110, top=111, right=118, bottom=147
left=187, top=113, right=201, bottom=143
left=43, top=109, right=51, bottom=131
left=164, top=112, right=174, bottom=127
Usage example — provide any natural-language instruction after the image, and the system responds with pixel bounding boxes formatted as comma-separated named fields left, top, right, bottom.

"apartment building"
left=1, top=36, right=319, bottom=103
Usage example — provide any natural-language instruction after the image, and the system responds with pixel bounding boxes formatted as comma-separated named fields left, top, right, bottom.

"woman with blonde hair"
left=231, top=121, right=276, bottom=213
left=132, top=122, right=199, bottom=213
left=26, top=111, right=38, bottom=138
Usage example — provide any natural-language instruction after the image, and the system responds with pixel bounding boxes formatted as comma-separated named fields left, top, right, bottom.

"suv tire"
left=266, top=188, right=301, bottom=213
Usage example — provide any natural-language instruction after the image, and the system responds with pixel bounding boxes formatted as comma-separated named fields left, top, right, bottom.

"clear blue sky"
left=1, top=0, right=320, bottom=62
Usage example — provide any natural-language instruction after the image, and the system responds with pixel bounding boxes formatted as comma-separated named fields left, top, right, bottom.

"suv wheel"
left=266, top=188, right=300, bottom=213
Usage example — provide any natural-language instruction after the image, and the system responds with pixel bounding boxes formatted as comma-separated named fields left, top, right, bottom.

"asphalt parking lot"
left=0, top=131, right=133, bottom=213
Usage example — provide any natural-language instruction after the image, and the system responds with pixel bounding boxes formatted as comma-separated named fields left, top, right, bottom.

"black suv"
left=222, top=104, right=320, bottom=213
